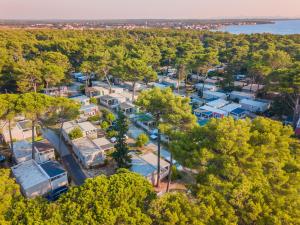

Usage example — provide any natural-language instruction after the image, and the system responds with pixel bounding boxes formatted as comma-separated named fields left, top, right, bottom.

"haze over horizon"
left=1, top=0, right=300, bottom=20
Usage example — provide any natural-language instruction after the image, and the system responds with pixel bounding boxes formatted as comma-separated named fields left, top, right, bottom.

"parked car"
left=0, top=154, right=6, bottom=163
left=45, top=186, right=68, bottom=202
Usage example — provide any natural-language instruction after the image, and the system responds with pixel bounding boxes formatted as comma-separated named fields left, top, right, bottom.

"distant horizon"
left=1, top=0, right=300, bottom=20
left=1, top=17, right=300, bottom=22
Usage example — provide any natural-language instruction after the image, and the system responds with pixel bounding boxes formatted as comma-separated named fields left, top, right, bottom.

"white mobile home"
left=203, top=91, right=227, bottom=100
left=220, top=103, right=242, bottom=113
left=229, top=91, right=255, bottom=101
left=2, top=120, right=36, bottom=143
left=33, top=140, right=56, bottom=164
left=12, top=140, right=32, bottom=164
left=11, top=160, right=68, bottom=198
left=12, top=160, right=51, bottom=198
left=206, top=99, right=229, bottom=109
left=195, top=83, right=219, bottom=92
left=71, top=137, right=106, bottom=168
left=130, top=152, right=170, bottom=185
left=70, top=95, right=90, bottom=106
left=240, top=99, right=270, bottom=113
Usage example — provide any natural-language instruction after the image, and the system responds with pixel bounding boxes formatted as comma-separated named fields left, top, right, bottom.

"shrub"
left=90, top=97, right=97, bottom=105
left=171, top=165, right=182, bottom=180
left=107, top=130, right=118, bottom=138
left=87, top=115, right=100, bottom=122
left=135, top=133, right=149, bottom=147
left=68, top=127, right=83, bottom=140
left=100, top=121, right=110, bottom=130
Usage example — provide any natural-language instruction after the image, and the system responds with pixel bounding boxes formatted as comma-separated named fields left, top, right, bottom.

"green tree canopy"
left=170, top=117, right=300, bottom=224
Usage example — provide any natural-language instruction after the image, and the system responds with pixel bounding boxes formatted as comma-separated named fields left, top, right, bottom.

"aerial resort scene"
left=0, top=0, right=299, bottom=224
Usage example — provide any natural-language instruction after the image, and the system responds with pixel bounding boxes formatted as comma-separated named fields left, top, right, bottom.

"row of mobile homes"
left=130, top=152, right=170, bottom=185
left=229, top=91, right=255, bottom=101
left=240, top=99, right=270, bottom=113
left=11, top=159, right=67, bottom=198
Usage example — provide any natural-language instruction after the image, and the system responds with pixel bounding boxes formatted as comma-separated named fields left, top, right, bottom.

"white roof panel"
left=206, top=99, right=229, bottom=108
left=11, top=159, right=48, bottom=190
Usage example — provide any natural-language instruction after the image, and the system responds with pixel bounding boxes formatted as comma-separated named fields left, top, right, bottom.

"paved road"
left=42, top=128, right=87, bottom=185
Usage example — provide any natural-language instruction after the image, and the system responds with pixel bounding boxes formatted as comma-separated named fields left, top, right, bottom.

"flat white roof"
left=200, top=105, right=227, bottom=115
left=130, top=152, right=169, bottom=177
left=78, top=121, right=97, bottom=132
left=203, top=90, right=226, bottom=98
left=195, top=83, right=217, bottom=89
left=72, top=137, right=102, bottom=157
left=240, top=99, right=268, bottom=107
left=206, top=99, right=229, bottom=109
left=11, top=159, right=48, bottom=190
left=62, top=121, right=77, bottom=134
left=92, top=137, right=114, bottom=151
left=142, top=152, right=170, bottom=168
left=13, top=140, right=32, bottom=160
left=230, top=91, right=255, bottom=98
left=220, top=103, right=241, bottom=113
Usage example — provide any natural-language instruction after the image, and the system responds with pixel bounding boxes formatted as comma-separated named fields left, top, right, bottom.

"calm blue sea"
left=216, top=20, right=300, bottom=35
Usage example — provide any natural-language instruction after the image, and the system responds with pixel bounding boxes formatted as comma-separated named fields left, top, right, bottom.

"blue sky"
left=1, top=0, right=300, bottom=20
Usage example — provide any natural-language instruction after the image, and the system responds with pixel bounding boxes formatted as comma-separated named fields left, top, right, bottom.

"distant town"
left=0, top=18, right=277, bottom=30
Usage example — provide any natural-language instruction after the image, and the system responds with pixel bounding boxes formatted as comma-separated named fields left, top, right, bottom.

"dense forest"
left=1, top=117, right=299, bottom=224
left=0, top=29, right=299, bottom=224
left=0, top=29, right=299, bottom=121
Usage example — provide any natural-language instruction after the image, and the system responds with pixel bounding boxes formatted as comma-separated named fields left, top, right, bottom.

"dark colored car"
left=45, top=186, right=69, bottom=202
left=0, top=154, right=6, bottom=163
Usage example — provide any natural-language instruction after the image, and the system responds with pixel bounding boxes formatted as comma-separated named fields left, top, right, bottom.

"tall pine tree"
left=112, top=111, right=131, bottom=168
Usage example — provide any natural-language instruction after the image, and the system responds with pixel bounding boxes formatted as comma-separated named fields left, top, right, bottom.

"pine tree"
left=112, top=111, right=131, bottom=168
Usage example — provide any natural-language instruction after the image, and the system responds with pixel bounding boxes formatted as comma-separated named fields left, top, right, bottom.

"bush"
left=135, top=133, right=149, bottom=147
left=100, top=121, right=110, bottom=130
left=87, top=115, right=100, bottom=122
left=68, top=127, right=83, bottom=140
left=90, top=97, right=97, bottom=105
left=107, top=130, right=118, bottom=138
left=171, top=165, right=182, bottom=180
